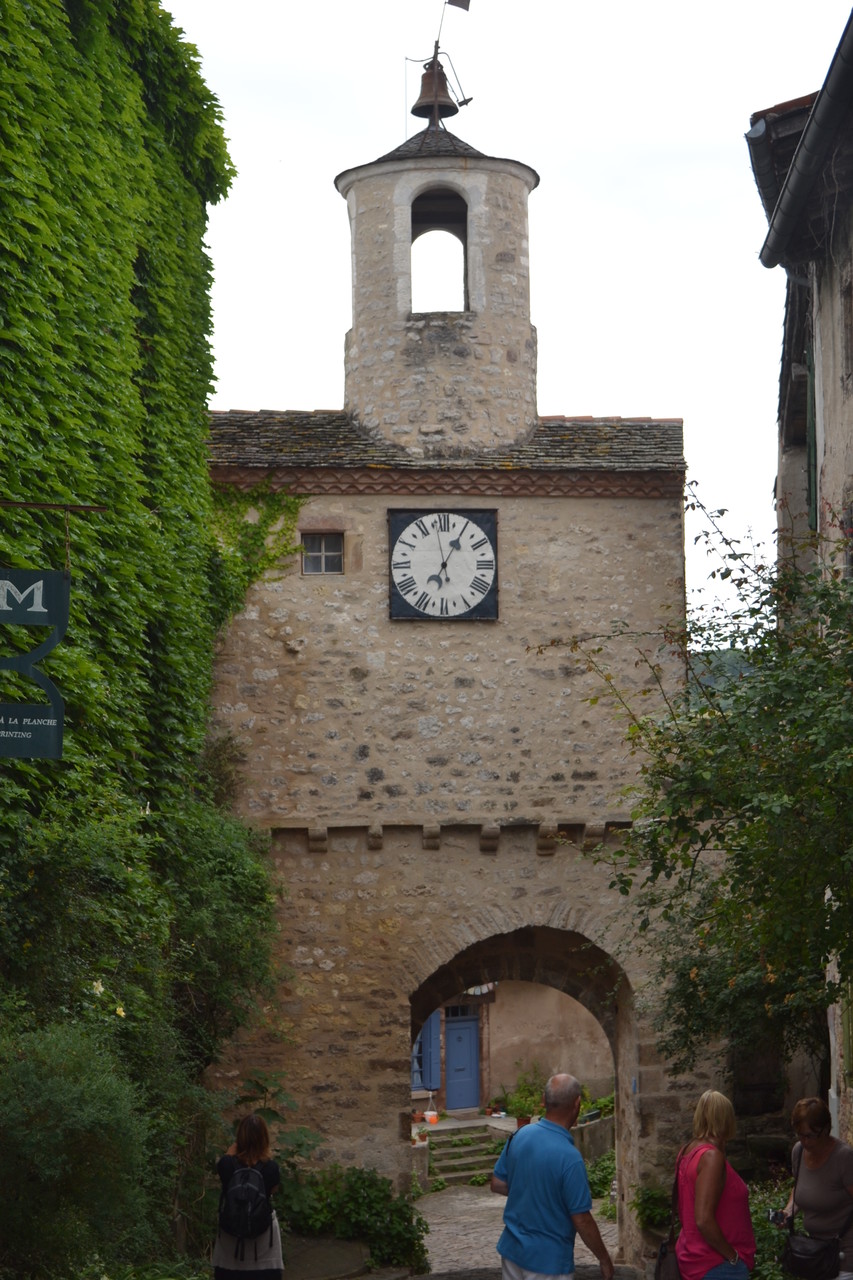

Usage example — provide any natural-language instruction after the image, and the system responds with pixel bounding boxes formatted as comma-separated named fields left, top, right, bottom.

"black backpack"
left=218, top=1162, right=273, bottom=1258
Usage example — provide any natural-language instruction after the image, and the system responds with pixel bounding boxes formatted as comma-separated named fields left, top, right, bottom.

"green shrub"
left=587, top=1147, right=616, bottom=1199
left=749, top=1178, right=791, bottom=1280
left=506, top=1060, right=549, bottom=1117
left=0, top=1023, right=155, bottom=1276
left=630, top=1184, right=672, bottom=1229
left=284, top=1165, right=430, bottom=1272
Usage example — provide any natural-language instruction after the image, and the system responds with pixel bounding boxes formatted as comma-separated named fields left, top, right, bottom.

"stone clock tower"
left=208, top=63, right=690, bottom=1265
left=335, top=119, right=539, bottom=451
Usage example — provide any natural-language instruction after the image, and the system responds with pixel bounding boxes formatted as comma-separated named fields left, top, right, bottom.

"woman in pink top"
left=675, top=1091, right=756, bottom=1280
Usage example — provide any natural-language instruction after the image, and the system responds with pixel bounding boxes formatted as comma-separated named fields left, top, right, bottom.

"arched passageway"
left=410, top=927, right=636, bottom=1259
left=207, top=824, right=715, bottom=1270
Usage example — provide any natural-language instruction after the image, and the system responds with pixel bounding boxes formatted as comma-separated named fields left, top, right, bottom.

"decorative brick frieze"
left=210, top=464, right=684, bottom=500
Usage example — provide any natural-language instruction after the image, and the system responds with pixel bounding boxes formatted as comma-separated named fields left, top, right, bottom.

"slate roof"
left=208, top=410, right=684, bottom=474
left=374, top=123, right=486, bottom=163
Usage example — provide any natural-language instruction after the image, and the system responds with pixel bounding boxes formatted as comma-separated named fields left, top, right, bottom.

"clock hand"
left=427, top=572, right=444, bottom=589
left=433, top=521, right=451, bottom=582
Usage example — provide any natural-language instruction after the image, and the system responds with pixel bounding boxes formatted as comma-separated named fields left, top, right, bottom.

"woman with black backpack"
left=214, top=1113, right=283, bottom=1280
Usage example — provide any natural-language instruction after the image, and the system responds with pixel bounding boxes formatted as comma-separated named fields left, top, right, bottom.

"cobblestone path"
left=418, top=1185, right=636, bottom=1280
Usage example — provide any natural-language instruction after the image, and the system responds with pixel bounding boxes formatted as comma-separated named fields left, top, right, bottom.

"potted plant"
left=506, top=1062, right=547, bottom=1127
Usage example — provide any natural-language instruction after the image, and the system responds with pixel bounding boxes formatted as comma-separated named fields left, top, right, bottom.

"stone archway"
left=208, top=822, right=714, bottom=1269
left=411, top=926, right=641, bottom=1262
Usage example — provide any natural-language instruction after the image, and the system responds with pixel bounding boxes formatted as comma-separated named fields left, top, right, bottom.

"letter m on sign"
left=0, top=571, right=66, bottom=625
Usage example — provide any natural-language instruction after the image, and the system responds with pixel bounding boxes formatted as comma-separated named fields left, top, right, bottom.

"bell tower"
left=334, top=59, right=540, bottom=454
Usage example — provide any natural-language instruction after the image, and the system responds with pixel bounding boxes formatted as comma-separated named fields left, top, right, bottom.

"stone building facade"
left=209, top=94, right=696, bottom=1264
left=746, top=11, right=853, bottom=1142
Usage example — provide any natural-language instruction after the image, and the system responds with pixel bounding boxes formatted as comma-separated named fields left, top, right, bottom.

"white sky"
left=163, top=0, right=852, bottom=597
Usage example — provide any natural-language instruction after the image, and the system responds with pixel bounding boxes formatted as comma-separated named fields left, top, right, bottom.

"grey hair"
left=544, top=1074, right=582, bottom=1110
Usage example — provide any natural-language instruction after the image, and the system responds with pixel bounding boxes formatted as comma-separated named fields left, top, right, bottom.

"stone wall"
left=208, top=482, right=696, bottom=1267
left=213, top=491, right=685, bottom=829
left=488, top=980, right=614, bottom=1100
left=336, top=157, right=539, bottom=451
left=207, top=820, right=722, bottom=1265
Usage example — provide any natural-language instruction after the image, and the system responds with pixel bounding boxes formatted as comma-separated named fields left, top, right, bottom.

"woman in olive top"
left=783, top=1098, right=853, bottom=1280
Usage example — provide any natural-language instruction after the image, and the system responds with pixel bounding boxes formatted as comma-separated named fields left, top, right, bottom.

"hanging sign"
left=0, top=569, right=70, bottom=759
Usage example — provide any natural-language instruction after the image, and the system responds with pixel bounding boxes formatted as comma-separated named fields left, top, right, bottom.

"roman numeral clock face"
left=388, top=509, right=498, bottom=620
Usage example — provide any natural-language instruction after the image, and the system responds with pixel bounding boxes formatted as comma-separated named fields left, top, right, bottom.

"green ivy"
left=211, top=481, right=304, bottom=616
left=0, top=4, right=278, bottom=1273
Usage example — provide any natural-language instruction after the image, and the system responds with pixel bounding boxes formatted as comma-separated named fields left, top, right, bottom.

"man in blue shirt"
left=491, top=1073, right=614, bottom=1280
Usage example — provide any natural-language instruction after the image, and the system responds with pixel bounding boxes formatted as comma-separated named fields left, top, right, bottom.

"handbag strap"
left=667, top=1150, right=685, bottom=1245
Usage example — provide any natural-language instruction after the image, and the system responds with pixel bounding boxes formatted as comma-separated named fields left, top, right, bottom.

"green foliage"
left=284, top=1165, right=430, bottom=1272
left=0, top=0, right=234, bottom=806
left=630, top=1184, right=672, bottom=1230
left=573, top=496, right=853, bottom=1069
left=429, top=1176, right=448, bottom=1193
left=506, top=1060, right=549, bottom=1116
left=151, top=800, right=277, bottom=1071
left=76, top=1265, right=210, bottom=1280
left=0, top=4, right=282, bottom=1275
left=211, top=481, right=303, bottom=621
left=749, top=1178, right=791, bottom=1280
left=232, top=1070, right=325, bottom=1174
left=0, top=1023, right=155, bottom=1277
left=587, top=1147, right=616, bottom=1199
left=592, top=1091, right=615, bottom=1117
left=469, top=1171, right=490, bottom=1185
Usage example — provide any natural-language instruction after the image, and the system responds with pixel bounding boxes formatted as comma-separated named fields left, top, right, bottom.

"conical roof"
left=373, top=124, right=486, bottom=163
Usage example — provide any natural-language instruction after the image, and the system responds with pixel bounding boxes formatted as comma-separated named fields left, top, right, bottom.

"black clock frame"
left=388, top=508, right=499, bottom=621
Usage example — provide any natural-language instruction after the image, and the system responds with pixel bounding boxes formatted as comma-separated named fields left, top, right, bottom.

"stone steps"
left=427, top=1124, right=505, bottom=1186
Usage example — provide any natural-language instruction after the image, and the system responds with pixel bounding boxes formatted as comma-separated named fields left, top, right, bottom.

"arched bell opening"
left=411, top=187, right=468, bottom=313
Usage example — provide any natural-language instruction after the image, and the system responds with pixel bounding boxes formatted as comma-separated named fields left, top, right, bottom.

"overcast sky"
left=163, top=0, right=852, bottom=598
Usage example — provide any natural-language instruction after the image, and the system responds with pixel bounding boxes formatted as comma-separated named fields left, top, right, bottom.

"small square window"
left=302, top=532, right=344, bottom=575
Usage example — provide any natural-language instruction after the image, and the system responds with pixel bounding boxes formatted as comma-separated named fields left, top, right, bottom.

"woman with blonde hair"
left=213, top=1113, right=283, bottom=1280
left=675, top=1091, right=756, bottom=1280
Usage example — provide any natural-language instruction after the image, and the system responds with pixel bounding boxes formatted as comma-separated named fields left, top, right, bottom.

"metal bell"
left=411, top=60, right=458, bottom=120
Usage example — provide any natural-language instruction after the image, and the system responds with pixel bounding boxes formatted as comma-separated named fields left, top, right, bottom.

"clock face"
left=388, top=509, right=498, bottom=620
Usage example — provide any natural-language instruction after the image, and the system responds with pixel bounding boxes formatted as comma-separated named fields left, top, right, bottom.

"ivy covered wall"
left=1, top=0, right=237, bottom=788
left=0, top=3, right=280, bottom=1270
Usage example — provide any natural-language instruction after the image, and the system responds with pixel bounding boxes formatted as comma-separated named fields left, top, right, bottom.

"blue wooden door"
left=445, top=1016, right=479, bottom=1109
